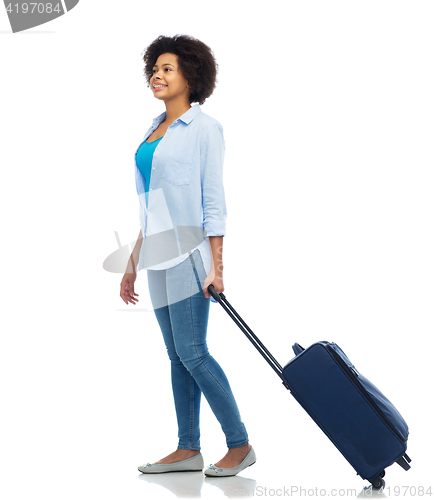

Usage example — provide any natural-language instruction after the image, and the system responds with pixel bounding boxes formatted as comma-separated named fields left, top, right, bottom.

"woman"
left=120, top=34, right=256, bottom=477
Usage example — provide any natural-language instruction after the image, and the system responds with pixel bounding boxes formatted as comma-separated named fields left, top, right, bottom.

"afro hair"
left=142, top=34, right=218, bottom=105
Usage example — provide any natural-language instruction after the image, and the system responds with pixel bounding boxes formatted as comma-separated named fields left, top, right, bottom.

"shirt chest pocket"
left=162, top=146, right=197, bottom=186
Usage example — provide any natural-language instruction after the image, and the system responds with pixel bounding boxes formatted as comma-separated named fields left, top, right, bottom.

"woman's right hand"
left=120, top=272, right=139, bottom=305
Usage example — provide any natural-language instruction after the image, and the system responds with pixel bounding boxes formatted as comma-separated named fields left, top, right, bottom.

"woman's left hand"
left=203, top=272, right=224, bottom=298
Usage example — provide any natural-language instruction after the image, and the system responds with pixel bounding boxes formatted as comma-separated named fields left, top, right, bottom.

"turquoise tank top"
left=135, top=136, right=163, bottom=207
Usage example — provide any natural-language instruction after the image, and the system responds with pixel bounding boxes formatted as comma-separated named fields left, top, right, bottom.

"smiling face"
left=150, top=53, right=191, bottom=103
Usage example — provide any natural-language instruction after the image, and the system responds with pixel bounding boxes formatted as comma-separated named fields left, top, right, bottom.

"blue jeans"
left=147, top=248, right=249, bottom=450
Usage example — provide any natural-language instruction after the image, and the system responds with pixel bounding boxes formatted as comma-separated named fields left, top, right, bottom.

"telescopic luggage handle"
left=207, top=284, right=290, bottom=390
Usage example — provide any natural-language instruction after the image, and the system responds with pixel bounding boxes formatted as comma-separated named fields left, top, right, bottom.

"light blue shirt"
left=134, top=104, right=227, bottom=282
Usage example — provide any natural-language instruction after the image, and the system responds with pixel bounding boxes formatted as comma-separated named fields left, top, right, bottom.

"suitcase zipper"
left=325, top=344, right=406, bottom=444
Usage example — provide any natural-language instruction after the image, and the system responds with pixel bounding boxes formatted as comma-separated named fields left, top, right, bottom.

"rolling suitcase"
left=208, top=285, right=411, bottom=489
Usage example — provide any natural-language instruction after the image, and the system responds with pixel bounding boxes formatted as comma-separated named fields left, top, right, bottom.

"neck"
left=164, top=99, right=192, bottom=125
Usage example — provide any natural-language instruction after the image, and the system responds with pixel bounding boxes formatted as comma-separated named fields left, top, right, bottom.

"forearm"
left=125, top=229, right=143, bottom=274
left=209, top=235, right=224, bottom=276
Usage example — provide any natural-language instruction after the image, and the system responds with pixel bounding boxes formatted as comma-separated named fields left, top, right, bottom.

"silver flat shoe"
left=138, top=452, right=204, bottom=474
left=204, top=447, right=256, bottom=477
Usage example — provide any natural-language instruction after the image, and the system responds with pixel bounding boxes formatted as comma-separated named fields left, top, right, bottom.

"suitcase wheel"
left=370, top=471, right=386, bottom=489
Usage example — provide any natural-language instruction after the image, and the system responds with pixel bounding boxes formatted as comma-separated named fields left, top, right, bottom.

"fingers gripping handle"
left=208, top=284, right=224, bottom=302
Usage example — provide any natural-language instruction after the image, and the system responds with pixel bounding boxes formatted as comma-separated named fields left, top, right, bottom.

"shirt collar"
left=179, top=104, right=201, bottom=124
left=152, top=104, right=201, bottom=127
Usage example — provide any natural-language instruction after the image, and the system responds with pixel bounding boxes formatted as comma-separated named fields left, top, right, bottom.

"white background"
left=1, top=1, right=433, bottom=499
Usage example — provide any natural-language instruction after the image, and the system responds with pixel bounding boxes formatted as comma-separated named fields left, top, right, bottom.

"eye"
left=165, top=68, right=172, bottom=72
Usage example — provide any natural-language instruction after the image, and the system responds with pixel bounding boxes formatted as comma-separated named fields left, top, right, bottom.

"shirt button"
left=152, top=167, right=155, bottom=170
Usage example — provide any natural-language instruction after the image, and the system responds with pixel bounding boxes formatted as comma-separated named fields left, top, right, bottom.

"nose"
left=153, top=68, right=163, bottom=80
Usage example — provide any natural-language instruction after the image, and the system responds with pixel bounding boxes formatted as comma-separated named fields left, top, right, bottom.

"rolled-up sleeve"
left=200, top=123, right=227, bottom=237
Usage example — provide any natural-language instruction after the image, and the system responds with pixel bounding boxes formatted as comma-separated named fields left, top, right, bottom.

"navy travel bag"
left=208, top=285, right=411, bottom=489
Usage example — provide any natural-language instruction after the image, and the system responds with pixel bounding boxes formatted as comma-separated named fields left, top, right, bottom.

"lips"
left=153, top=84, right=167, bottom=91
